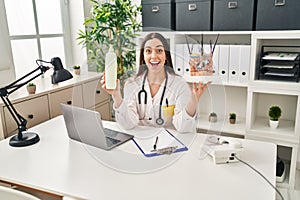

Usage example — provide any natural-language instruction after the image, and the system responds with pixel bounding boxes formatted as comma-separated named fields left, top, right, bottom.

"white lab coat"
left=114, top=72, right=197, bottom=132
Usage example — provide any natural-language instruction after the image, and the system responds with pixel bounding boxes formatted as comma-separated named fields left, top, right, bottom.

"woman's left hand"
left=188, top=81, right=211, bottom=103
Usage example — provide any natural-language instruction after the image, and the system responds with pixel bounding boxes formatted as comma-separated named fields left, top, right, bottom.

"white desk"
left=0, top=116, right=276, bottom=200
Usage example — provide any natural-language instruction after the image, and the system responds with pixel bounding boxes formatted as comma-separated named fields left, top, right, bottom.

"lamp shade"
left=50, top=57, right=73, bottom=84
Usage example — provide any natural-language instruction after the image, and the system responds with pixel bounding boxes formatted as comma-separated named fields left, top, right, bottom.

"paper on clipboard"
left=129, top=127, right=188, bottom=157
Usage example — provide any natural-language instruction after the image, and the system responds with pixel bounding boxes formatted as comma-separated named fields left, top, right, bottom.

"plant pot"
left=74, top=69, right=80, bottom=75
left=229, top=118, right=236, bottom=124
left=208, top=115, right=217, bottom=122
left=27, top=85, right=36, bottom=94
left=269, top=120, right=279, bottom=129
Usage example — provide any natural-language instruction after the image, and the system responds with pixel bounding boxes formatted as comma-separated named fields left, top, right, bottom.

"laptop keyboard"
left=104, top=128, right=119, bottom=137
left=106, top=137, right=121, bottom=146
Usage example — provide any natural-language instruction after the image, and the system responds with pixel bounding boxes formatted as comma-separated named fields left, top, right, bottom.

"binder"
left=239, top=45, right=251, bottom=83
left=229, top=45, right=240, bottom=83
left=183, top=43, right=190, bottom=76
left=130, top=127, right=188, bottom=157
left=219, top=45, right=230, bottom=82
left=175, top=44, right=184, bottom=75
left=212, top=45, right=220, bottom=76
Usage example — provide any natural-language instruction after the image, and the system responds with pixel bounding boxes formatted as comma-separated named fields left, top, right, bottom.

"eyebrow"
left=144, top=45, right=164, bottom=49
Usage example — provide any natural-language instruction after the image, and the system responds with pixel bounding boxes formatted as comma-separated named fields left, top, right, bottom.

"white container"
left=269, top=119, right=279, bottom=129
left=105, top=45, right=117, bottom=89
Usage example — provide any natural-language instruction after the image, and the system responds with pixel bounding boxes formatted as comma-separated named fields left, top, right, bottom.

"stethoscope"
left=138, top=70, right=168, bottom=125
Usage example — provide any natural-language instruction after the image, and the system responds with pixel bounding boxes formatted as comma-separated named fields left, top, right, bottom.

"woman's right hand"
left=100, top=73, right=121, bottom=95
left=100, top=73, right=123, bottom=108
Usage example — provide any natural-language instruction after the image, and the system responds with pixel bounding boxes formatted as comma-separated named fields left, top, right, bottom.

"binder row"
left=174, top=44, right=251, bottom=84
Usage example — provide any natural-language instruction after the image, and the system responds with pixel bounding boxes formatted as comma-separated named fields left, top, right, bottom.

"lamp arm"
left=0, top=96, right=26, bottom=139
left=5, top=65, right=49, bottom=94
left=0, top=65, right=50, bottom=140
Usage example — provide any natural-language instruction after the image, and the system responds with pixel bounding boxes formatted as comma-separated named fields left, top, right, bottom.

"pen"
left=201, top=33, right=204, bottom=56
left=166, top=98, right=169, bottom=107
left=153, top=136, right=159, bottom=150
left=212, top=34, right=220, bottom=55
left=185, top=35, right=191, bottom=55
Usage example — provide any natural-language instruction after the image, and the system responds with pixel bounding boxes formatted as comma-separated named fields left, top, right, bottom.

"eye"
left=144, top=49, right=151, bottom=54
left=157, top=49, right=164, bottom=53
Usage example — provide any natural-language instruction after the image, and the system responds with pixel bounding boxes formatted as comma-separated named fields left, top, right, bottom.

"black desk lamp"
left=0, top=57, right=73, bottom=147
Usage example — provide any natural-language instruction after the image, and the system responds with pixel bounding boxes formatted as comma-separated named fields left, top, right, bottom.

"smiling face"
left=143, top=38, right=166, bottom=74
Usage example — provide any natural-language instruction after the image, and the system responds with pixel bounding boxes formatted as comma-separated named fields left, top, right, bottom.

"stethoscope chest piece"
left=156, top=118, right=164, bottom=125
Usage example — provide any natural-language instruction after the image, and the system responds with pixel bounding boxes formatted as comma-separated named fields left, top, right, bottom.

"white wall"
left=0, top=0, right=15, bottom=87
left=68, top=0, right=87, bottom=72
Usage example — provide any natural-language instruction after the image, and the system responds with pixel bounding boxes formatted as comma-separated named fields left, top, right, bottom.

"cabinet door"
left=49, top=85, right=83, bottom=118
left=92, top=102, right=111, bottom=121
left=82, top=79, right=110, bottom=109
left=3, top=95, right=50, bottom=137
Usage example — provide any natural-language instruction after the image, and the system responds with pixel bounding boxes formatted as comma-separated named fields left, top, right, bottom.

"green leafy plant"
left=210, top=112, right=217, bottom=117
left=77, top=0, right=141, bottom=80
left=27, top=82, right=35, bottom=87
left=229, top=113, right=236, bottom=119
left=73, top=65, right=80, bottom=69
left=269, top=106, right=282, bottom=121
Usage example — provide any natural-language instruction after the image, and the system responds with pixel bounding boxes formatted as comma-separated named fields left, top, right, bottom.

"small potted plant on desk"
left=269, top=105, right=282, bottom=129
left=73, top=65, right=81, bottom=75
left=27, top=82, right=36, bottom=94
left=229, top=113, right=236, bottom=124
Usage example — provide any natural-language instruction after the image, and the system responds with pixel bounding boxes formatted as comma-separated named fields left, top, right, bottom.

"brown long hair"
left=137, top=33, right=175, bottom=77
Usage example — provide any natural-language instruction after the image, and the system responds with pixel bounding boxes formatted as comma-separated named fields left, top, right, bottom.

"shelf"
left=196, top=114, right=246, bottom=136
left=249, top=117, right=297, bottom=143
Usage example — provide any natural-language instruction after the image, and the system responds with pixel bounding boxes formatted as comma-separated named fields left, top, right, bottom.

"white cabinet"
left=49, top=85, right=83, bottom=118
left=136, top=31, right=300, bottom=188
left=82, top=79, right=110, bottom=109
left=3, top=95, right=50, bottom=137
left=0, top=72, right=110, bottom=140
left=82, top=79, right=111, bottom=121
left=92, top=101, right=111, bottom=121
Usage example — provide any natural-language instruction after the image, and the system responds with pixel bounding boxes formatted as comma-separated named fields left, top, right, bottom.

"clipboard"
left=131, top=128, right=188, bottom=157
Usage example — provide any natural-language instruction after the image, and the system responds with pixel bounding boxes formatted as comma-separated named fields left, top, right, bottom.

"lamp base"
left=9, top=131, right=40, bottom=147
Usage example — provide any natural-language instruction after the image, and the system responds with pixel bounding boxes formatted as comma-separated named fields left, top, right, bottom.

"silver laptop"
left=61, top=104, right=133, bottom=150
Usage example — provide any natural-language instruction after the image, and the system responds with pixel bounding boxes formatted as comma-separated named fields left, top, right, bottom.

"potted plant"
left=77, top=0, right=141, bottom=83
left=26, top=82, right=36, bottom=94
left=269, top=105, right=282, bottom=129
left=73, top=65, right=81, bottom=75
left=229, top=113, right=236, bottom=124
left=208, top=112, right=217, bottom=122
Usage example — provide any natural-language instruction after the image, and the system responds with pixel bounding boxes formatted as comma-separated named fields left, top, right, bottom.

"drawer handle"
left=152, top=6, right=159, bottom=13
left=228, top=2, right=238, bottom=9
left=96, top=90, right=101, bottom=94
left=188, top=4, right=197, bottom=11
left=67, top=101, right=72, bottom=105
left=275, top=0, right=285, bottom=6
left=28, top=114, right=34, bottom=119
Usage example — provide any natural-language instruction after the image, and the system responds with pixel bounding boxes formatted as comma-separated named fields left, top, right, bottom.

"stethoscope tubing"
left=138, top=69, right=168, bottom=125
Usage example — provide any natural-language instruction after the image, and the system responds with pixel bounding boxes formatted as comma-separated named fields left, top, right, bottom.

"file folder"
left=219, top=45, right=230, bottom=83
left=131, top=127, right=188, bottom=157
left=183, top=44, right=190, bottom=76
left=229, top=45, right=240, bottom=83
left=212, top=45, right=220, bottom=76
left=175, top=44, right=184, bottom=75
left=239, top=45, right=251, bottom=83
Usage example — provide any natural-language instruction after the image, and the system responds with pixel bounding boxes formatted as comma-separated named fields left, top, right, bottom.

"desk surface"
left=0, top=116, right=276, bottom=200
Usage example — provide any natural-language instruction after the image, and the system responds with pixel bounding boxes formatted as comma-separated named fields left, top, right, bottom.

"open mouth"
left=150, top=61, right=160, bottom=68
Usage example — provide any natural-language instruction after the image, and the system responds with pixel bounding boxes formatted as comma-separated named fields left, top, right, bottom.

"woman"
left=101, top=33, right=209, bottom=132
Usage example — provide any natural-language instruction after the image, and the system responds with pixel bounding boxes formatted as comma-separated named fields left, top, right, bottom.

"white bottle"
left=105, top=45, right=117, bottom=89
